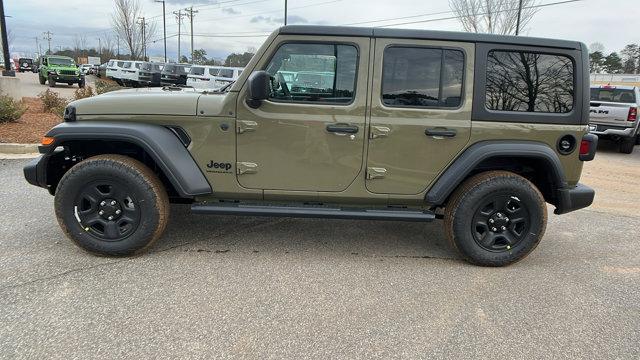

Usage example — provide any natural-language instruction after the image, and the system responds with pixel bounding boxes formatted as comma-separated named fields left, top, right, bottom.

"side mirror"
left=246, top=70, right=271, bottom=109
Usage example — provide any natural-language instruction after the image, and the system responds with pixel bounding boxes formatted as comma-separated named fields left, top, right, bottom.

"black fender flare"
left=425, top=140, right=567, bottom=205
left=43, top=121, right=212, bottom=197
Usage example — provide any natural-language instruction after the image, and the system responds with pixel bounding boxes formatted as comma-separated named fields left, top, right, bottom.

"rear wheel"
left=55, top=155, right=169, bottom=256
left=635, top=134, right=640, bottom=145
left=619, top=137, right=635, bottom=154
left=444, top=171, right=547, bottom=267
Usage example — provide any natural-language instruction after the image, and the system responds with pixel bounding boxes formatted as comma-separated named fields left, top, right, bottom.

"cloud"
left=222, top=7, right=240, bottom=15
left=250, top=15, right=308, bottom=25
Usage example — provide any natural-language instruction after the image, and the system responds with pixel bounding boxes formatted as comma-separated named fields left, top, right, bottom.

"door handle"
left=326, top=123, right=359, bottom=134
left=425, top=128, right=457, bottom=138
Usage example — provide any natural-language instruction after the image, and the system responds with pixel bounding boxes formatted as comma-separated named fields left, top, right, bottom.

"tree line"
left=589, top=42, right=640, bottom=74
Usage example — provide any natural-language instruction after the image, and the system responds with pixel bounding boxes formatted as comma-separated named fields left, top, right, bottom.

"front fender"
left=41, top=121, right=212, bottom=197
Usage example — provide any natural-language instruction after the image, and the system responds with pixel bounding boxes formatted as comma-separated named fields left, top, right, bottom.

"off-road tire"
left=635, top=134, right=640, bottom=146
left=444, top=171, right=547, bottom=267
left=78, top=78, right=85, bottom=88
left=619, top=137, right=635, bottom=154
left=48, top=75, right=56, bottom=87
left=54, top=155, right=169, bottom=256
left=38, top=75, right=46, bottom=85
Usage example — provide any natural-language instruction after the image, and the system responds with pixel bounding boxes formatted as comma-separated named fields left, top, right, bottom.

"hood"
left=71, top=87, right=230, bottom=117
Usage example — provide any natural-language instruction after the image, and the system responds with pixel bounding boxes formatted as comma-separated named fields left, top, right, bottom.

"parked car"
left=17, top=58, right=34, bottom=72
left=106, top=59, right=125, bottom=85
left=137, top=62, right=164, bottom=87
left=96, top=62, right=107, bottom=78
left=118, top=61, right=141, bottom=86
left=160, top=63, right=190, bottom=86
left=211, top=67, right=243, bottom=88
left=588, top=85, right=640, bottom=153
left=38, top=55, right=84, bottom=88
left=186, top=65, right=219, bottom=88
left=24, top=25, right=597, bottom=266
left=0, top=58, right=15, bottom=70
left=79, top=64, right=94, bottom=75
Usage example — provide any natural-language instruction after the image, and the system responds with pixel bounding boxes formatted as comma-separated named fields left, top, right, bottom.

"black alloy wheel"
left=471, top=193, right=530, bottom=252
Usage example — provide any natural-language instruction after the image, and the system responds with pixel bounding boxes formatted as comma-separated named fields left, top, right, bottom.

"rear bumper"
left=554, top=183, right=595, bottom=215
left=589, top=123, right=637, bottom=138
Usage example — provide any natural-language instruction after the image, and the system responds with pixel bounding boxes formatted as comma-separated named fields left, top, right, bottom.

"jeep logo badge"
left=206, top=161, right=232, bottom=173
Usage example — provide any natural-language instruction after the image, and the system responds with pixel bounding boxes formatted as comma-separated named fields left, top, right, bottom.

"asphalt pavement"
left=0, top=155, right=638, bottom=359
left=12, top=71, right=97, bottom=99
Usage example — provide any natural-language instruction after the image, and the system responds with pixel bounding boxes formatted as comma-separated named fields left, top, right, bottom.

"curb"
left=0, top=143, right=39, bottom=154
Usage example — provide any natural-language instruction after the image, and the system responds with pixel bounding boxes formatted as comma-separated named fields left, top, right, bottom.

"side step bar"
left=191, top=203, right=436, bottom=222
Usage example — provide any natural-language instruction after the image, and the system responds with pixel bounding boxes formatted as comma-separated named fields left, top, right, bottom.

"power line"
left=184, top=7, right=198, bottom=61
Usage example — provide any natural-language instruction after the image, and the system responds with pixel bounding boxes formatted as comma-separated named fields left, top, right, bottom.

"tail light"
left=627, top=107, right=637, bottom=122
left=579, top=134, right=598, bottom=161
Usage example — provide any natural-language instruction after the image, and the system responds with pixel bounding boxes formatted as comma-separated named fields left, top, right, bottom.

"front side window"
left=486, top=51, right=574, bottom=113
left=209, top=68, right=220, bottom=76
left=191, top=67, right=205, bottom=76
left=382, top=47, right=464, bottom=108
left=265, top=43, right=358, bottom=103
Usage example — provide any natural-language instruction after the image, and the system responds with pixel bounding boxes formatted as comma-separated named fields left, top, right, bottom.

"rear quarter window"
left=485, top=50, right=574, bottom=113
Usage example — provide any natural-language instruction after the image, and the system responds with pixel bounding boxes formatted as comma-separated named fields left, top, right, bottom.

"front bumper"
left=554, top=183, right=595, bottom=215
left=589, top=123, right=637, bottom=138
left=24, top=155, right=48, bottom=189
left=49, top=74, right=84, bottom=83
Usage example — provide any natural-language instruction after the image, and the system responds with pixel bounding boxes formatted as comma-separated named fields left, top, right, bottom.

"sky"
left=4, top=0, right=640, bottom=61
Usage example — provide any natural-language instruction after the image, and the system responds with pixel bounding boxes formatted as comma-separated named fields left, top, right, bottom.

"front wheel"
left=39, top=74, right=46, bottom=85
left=48, top=75, right=56, bottom=87
left=54, top=155, right=169, bottom=256
left=78, top=78, right=85, bottom=88
left=444, top=171, right=547, bottom=267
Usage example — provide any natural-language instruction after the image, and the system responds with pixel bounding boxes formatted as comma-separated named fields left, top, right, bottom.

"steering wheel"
left=275, top=72, right=291, bottom=98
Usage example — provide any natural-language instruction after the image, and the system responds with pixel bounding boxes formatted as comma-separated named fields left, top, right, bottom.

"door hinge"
left=369, top=126, right=391, bottom=139
left=236, top=120, right=258, bottom=134
left=237, top=162, right=258, bottom=175
left=367, top=167, right=387, bottom=180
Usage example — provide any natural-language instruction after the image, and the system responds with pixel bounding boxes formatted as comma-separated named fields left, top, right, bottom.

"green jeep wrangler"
left=38, top=55, right=85, bottom=88
left=24, top=26, right=598, bottom=266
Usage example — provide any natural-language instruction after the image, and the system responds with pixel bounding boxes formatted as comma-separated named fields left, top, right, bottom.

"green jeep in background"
left=38, top=55, right=85, bottom=88
left=24, top=26, right=598, bottom=266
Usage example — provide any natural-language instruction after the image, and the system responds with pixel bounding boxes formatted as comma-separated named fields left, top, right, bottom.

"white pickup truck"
left=589, top=85, right=640, bottom=154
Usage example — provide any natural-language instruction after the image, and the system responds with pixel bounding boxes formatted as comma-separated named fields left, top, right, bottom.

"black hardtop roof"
left=278, top=25, right=583, bottom=51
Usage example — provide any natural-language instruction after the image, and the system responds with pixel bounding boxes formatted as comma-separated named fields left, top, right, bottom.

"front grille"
left=59, top=70, right=76, bottom=75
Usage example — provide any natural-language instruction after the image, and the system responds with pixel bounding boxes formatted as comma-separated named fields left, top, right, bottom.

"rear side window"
left=219, top=69, right=233, bottom=78
left=590, top=88, right=636, bottom=103
left=382, top=47, right=464, bottom=108
left=209, top=68, right=220, bottom=76
left=117, top=61, right=124, bottom=67
left=486, top=51, right=574, bottom=113
left=190, top=67, right=205, bottom=76
left=134, top=63, right=141, bottom=69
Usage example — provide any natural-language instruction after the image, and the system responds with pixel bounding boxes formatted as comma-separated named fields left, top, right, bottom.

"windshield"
left=49, top=57, right=75, bottom=66
left=591, top=88, right=636, bottom=103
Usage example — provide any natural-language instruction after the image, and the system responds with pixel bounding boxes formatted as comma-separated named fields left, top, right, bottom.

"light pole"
left=155, top=0, right=167, bottom=62
left=515, top=0, right=523, bottom=35
left=284, top=0, right=288, bottom=25
left=0, top=0, right=12, bottom=76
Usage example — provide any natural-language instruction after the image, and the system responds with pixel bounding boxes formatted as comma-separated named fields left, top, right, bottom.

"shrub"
left=0, top=94, right=27, bottom=123
left=73, top=85, right=95, bottom=100
left=95, top=79, right=122, bottom=94
left=38, top=89, right=69, bottom=118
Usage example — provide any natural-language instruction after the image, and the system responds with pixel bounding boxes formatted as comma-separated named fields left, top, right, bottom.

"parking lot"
left=0, top=142, right=638, bottom=359
left=10, top=71, right=98, bottom=99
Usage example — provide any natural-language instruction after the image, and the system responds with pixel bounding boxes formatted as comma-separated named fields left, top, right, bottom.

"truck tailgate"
left=589, top=101, right=634, bottom=126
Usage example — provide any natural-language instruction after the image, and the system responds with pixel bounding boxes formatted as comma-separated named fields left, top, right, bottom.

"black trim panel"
left=192, top=203, right=436, bottom=222
left=43, top=121, right=212, bottom=197
left=554, top=183, right=595, bottom=214
left=425, top=141, right=567, bottom=205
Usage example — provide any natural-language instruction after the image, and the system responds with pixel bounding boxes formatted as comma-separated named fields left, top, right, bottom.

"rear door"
left=235, top=36, right=370, bottom=192
left=365, top=38, right=473, bottom=195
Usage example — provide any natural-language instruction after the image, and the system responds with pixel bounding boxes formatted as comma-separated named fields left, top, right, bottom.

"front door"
left=235, top=36, right=370, bottom=192
left=365, top=38, right=474, bottom=195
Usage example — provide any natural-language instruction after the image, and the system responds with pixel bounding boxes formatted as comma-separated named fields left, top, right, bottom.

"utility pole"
left=116, top=34, right=120, bottom=59
left=98, top=37, right=101, bottom=59
left=43, top=31, right=53, bottom=54
left=515, top=0, right=523, bottom=35
left=284, top=0, right=288, bottom=25
left=173, top=10, right=184, bottom=62
left=35, top=36, right=41, bottom=58
left=184, top=7, right=198, bottom=62
left=137, top=17, right=146, bottom=60
left=0, top=0, right=13, bottom=76
left=155, top=0, right=167, bottom=62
